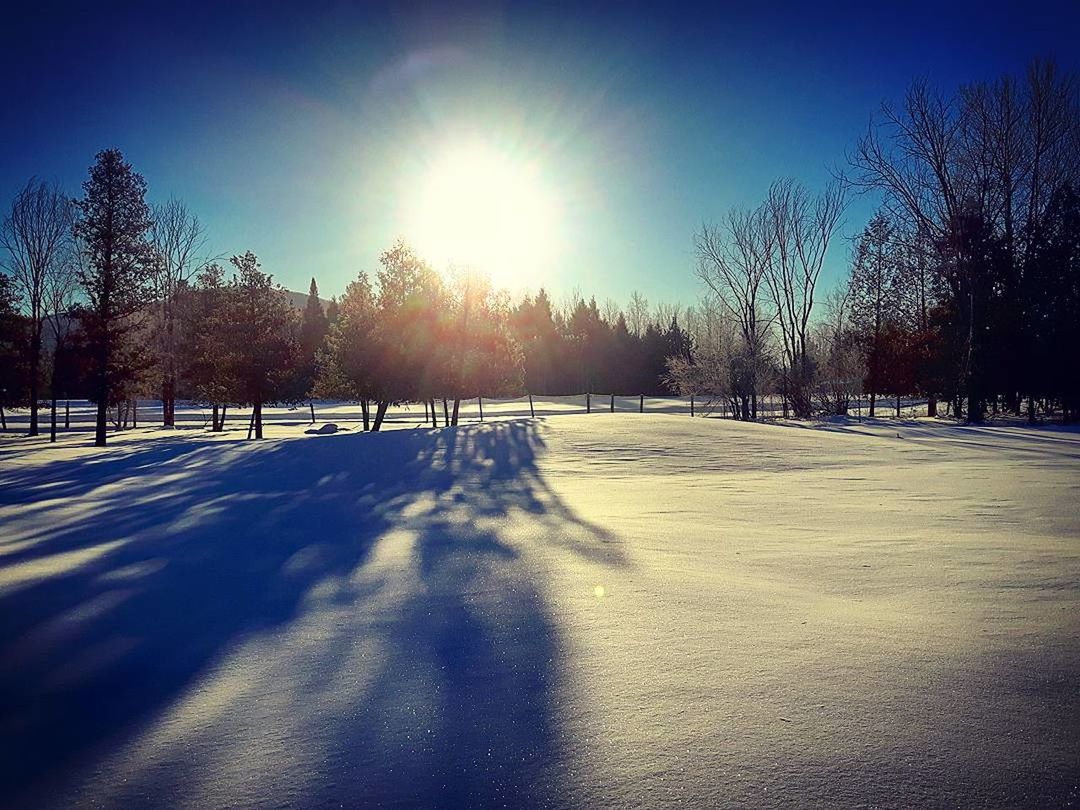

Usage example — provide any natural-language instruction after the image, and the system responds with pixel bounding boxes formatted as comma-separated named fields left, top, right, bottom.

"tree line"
left=2, top=59, right=1078, bottom=445
left=0, top=149, right=695, bottom=444
left=676, top=59, right=1080, bottom=424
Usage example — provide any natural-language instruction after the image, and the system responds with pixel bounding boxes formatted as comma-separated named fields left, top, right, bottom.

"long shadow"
left=0, top=420, right=625, bottom=808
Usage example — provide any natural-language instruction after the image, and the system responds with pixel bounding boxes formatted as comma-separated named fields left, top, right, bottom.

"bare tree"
left=852, top=79, right=968, bottom=240
left=695, top=203, right=774, bottom=418
left=763, top=178, right=847, bottom=418
left=653, top=301, right=680, bottom=332
left=0, top=179, right=74, bottom=436
left=44, top=252, right=80, bottom=442
left=600, top=297, right=621, bottom=326
left=149, top=198, right=208, bottom=426
left=626, top=290, right=650, bottom=336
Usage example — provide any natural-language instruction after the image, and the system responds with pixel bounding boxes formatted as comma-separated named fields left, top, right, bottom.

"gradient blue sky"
left=3, top=1, right=1079, bottom=307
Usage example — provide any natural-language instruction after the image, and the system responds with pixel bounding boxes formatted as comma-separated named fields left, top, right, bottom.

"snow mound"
left=305, top=423, right=347, bottom=435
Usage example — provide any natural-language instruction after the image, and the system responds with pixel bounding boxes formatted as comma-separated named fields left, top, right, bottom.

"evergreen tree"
left=1024, top=184, right=1080, bottom=421
left=510, top=288, right=562, bottom=394
left=315, top=271, right=378, bottom=429
left=73, top=148, right=154, bottom=446
left=0, top=273, right=28, bottom=429
left=298, top=277, right=329, bottom=397
left=848, top=213, right=904, bottom=415
left=182, top=263, right=235, bottom=430
left=225, top=252, right=301, bottom=439
left=325, top=296, right=340, bottom=328
left=369, top=241, right=443, bottom=429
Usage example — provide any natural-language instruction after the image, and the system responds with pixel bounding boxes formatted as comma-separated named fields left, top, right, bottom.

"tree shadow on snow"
left=0, top=420, right=624, bottom=808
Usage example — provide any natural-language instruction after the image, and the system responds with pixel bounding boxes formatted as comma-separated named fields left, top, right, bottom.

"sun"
left=406, top=140, right=560, bottom=286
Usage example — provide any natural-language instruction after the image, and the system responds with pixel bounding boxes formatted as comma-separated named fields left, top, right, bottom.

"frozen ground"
left=1, top=409, right=1078, bottom=807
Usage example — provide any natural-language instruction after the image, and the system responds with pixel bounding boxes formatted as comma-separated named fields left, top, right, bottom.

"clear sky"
left=3, top=1, right=1079, bottom=307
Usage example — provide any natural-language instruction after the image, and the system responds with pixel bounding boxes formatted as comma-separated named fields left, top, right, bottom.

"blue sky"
left=3, top=1, right=1079, bottom=307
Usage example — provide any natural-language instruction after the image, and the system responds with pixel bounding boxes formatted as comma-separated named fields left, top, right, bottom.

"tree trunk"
left=967, top=393, right=983, bottom=424
left=927, top=397, right=937, bottom=418
left=221, top=406, right=227, bottom=430
left=49, top=362, right=62, bottom=442
left=162, top=376, right=175, bottom=427
left=424, top=400, right=429, bottom=423
left=477, top=397, right=483, bottom=421
left=869, top=392, right=876, bottom=418
left=442, top=399, right=450, bottom=425
left=1027, top=396, right=1037, bottom=425
left=95, top=396, right=108, bottom=447
left=309, top=402, right=316, bottom=423
left=452, top=398, right=460, bottom=426
left=254, top=401, right=263, bottom=439
left=132, top=398, right=138, bottom=428
left=28, top=328, right=41, bottom=436
left=212, top=403, right=220, bottom=432
left=529, top=394, right=535, bottom=418
left=430, top=399, right=438, bottom=428
left=360, top=399, right=370, bottom=431
left=896, top=395, right=900, bottom=418
left=1, top=405, right=6, bottom=430
left=372, top=400, right=389, bottom=431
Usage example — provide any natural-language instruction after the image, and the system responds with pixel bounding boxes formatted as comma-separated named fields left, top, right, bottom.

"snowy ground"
left=1, top=408, right=1078, bottom=807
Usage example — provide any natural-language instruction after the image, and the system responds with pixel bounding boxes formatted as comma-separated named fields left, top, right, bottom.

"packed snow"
left=1, top=406, right=1078, bottom=807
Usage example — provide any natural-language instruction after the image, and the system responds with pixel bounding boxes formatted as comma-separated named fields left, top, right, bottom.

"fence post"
left=587, top=393, right=591, bottom=414
left=478, top=396, right=484, bottom=421
left=639, top=394, right=644, bottom=413
left=310, top=402, right=315, bottom=424
left=610, top=394, right=615, bottom=413
left=690, top=395, right=694, bottom=417
left=529, top=393, right=535, bottom=419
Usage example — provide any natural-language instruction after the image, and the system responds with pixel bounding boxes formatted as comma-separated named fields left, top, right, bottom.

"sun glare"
left=407, top=141, right=560, bottom=286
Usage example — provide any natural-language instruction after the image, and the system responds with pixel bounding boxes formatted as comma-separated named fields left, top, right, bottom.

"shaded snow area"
left=1, top=414, right=1078, bottom=808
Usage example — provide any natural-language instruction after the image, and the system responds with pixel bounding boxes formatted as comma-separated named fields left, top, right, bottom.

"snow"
left=1, top=409, right=1078, bottom=807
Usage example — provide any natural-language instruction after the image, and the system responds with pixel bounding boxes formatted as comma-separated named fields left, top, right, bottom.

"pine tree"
left=182, top=263, right=235, bottom=430
left=848, top=213, right=903, bottom=416
left=298, top=277, right=329, bottom=398
left=225, top=252, right=300, bottom=439
left=325, top=296, right=340, bottom=328
left=0, top=273, right=28, bottom=429
left=315, top=271, right=377, bottom=430
left=370, top=241, right=442, bottom=429
left=73, top=148, right=154, bottom=446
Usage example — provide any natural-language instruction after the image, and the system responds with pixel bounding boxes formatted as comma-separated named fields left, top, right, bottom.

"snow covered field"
left=1, top=410, right=1078, bottom=807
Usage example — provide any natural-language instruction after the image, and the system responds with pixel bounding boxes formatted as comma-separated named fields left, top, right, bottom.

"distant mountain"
left=282, top=289, right=332, bottom=311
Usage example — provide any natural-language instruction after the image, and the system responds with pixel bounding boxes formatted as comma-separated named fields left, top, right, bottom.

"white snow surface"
left=1, top=410, right=1078, bottom=807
